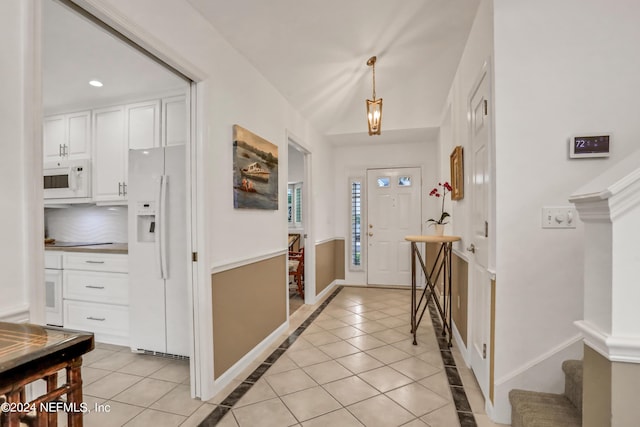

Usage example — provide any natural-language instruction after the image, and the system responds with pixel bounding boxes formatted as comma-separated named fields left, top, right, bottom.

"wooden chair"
left=288, top=247, right=304, bottom=298
left=288, top=234, right=301, bottom=252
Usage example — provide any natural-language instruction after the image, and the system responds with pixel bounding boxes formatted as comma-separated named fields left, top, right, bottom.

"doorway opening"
left=287, top=142, right=306, bottom=313
left=41, top=0, right=201, bottom=397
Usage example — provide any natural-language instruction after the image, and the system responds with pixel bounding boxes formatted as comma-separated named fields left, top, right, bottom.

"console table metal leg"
left=442, top=243, right=448, bottom=337
left=405, top=235, right=460, bottom=348
left=411, top=242, right=417, bottom=345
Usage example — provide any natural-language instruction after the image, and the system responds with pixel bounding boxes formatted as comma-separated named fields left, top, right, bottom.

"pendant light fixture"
left=366, top=56, right=382, bottom=135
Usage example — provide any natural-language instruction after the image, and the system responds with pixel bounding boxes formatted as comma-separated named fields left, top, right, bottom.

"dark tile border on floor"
left=428, top=300, right=477, bottom=427
left=198, top=286, right=344, bottom=426
left=200, top=286, right=478, bottom=426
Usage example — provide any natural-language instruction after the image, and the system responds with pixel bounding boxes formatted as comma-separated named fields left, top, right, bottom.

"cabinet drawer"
left=63, top=252, right=128, bottom=273
left=64, top=270, right=128, bottom=305
left=63, top=300, right=129, bottom=337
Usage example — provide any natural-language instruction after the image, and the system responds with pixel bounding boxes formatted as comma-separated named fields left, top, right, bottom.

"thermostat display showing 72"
left=569, top=134, right=610, bottom=158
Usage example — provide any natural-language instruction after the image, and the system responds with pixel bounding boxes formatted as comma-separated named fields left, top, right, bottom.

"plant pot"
left=434, top=224, right=445, bottom=236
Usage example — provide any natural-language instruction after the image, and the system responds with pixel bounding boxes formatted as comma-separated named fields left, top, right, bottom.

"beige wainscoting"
left=425, top=243, right=442, bottom=294
left=583, top=345, right=612, bottom=427
left=211, top=254, right=287, bottom=378
left=422, top=244, right=468, bottom=346
left=451, top=252, right=468, bottom=347
left=315, top=239, right=345, bottom=296
left=583, top=343, right=640, bottom=427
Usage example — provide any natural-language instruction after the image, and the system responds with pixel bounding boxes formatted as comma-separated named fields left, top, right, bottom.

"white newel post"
left=569, top=150, right=640, bottom=427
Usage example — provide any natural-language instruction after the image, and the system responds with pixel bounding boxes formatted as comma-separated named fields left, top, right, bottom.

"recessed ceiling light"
left=89, top=80, right=103, bottom=87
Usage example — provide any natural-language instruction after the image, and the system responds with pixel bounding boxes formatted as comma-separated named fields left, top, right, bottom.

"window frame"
left=288, top=181, right=303, bottom=228
left=349, top=177, right=364, bottom=271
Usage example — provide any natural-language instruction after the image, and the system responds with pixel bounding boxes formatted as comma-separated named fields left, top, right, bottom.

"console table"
left=0, top=322, right=94, bottom=427
left=405, top=235, right=461, bottom=347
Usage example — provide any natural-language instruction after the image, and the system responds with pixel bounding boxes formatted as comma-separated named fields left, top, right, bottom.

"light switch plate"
left=542, top=206, right=577, bottom=229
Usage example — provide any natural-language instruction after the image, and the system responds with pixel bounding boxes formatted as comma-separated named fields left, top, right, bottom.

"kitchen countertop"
left=44, top=243, right=128, bottom=254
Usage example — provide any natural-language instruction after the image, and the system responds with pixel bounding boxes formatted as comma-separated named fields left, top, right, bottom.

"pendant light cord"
left=371, top=62, right=376, bottom=100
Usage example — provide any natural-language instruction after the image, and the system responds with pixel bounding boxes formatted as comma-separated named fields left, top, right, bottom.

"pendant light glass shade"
left=366, top=56, right=382, bottom=136
left=366, top=98, right=382, bottom=135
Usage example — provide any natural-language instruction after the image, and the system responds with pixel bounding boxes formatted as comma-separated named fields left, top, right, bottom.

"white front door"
left=468, top=67, right=492, bottom=399
left=367, top=168, right=422, bottom=286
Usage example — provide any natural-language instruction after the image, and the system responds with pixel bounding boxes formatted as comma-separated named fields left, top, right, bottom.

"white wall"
left=439, top=0, right=494, bottom=261
left=2, top=0, right=335, bottom=399
left=287, top=146, right=304, bottom=183
left=333, top=139, right=439, bottom=284
left=0, top=0, right=42, bottom=322
left=76, top=0, right=334, bottom=264
left=489, top=0, right=640, bottom=422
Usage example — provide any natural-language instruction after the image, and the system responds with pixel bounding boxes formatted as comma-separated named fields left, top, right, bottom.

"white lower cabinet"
left=63, top=300, right=129, bottom=339
left=62, top=252, right=129, bottom=345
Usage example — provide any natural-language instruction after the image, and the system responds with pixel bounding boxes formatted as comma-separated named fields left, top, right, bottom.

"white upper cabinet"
left=43, top=111, right=91, bottom=161
left=93, top=106, right=127, bottom=202
left=47, top=94, right=186, bottom=203
left=162, top=95, right=187, bottom=146
left=126, top=100, right=160, bottom=149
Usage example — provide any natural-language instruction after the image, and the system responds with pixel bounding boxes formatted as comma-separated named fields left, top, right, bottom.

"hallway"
left=201, top=286, right=505, bottom=426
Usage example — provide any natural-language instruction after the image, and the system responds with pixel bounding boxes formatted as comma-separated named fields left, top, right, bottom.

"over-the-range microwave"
left=43, top=159, right=91, bottom=201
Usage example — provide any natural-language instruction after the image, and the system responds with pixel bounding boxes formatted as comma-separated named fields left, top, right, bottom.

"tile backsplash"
left=45, top=205, right=128, bottom=243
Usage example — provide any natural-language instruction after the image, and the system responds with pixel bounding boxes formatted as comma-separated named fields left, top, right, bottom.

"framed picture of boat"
left=233, top=125, right=279, bottom=210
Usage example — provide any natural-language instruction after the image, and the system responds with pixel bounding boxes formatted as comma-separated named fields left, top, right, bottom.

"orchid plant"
left=427, top=181, right=452, bottom=226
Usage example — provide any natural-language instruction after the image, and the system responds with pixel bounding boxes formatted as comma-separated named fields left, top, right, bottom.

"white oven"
left=44, top=252, right=63, bottom=327
left=44, top=159, right=91, bottom=201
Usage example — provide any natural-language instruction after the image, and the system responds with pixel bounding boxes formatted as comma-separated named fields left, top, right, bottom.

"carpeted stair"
left=509, top=359, right=582, bottom=427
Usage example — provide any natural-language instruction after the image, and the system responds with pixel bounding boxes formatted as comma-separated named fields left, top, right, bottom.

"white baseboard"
left=210, top=320, right=289, bottom=397
left=491, top=334, right=583, bottom=424
left=311, top=280, right=337, bottom=304
left=452, top=321, right=470, bottom=367
left=0, top=304, right=30, bottom=323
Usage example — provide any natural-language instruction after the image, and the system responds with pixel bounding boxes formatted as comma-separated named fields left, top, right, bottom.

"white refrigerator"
left=128, top=146, right=189, bottom=357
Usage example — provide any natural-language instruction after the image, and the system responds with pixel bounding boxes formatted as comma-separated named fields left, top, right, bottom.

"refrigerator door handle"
left=159, top=174, right=169, bottom=280
left=155, top=175, right=165, bottom=279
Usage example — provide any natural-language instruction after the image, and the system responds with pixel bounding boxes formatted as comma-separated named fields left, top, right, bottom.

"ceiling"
left=187, top=0, right=480, bottom=144
left=44, top=0, right=480, bottom=144
left=42, top=0, right=186, bottom=115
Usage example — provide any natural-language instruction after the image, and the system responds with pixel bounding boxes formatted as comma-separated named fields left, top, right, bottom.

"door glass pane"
left=351, top=181, right=361, bottom=267
left=287, top=187, right=293, bottom=222
left=398, top=176, right=412, bottom=186
left=294, top=186, right=302, bottom=223
left=377, top=177, right=390, bottom=188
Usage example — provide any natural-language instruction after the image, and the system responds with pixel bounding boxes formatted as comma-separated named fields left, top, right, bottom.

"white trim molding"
left=0, top=304, right=30, bottom=323
left=309, top=280, right=338, bottom=305
left=315, top=236, right=344, bottom=246
left=495, top=333, right=583, bottom=386
left=576, top=320, right=640, bottom=363
left=210, top=320, right=288, bottom=397
left=452, top=322, right=470, bottom=366
left=210, top=249, right=287, bottom=275
left=570, top=151, right=640, bottom=222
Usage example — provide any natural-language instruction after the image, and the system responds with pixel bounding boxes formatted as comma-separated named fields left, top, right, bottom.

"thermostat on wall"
left=569, top=134, right=610, bottom=158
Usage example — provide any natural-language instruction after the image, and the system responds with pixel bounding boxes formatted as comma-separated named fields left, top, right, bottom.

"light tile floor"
left=64, top=286, right=508, bottom=426
left=51, top=344, right=199, bottom=427
left=200, top=286, right=509, bottom=427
